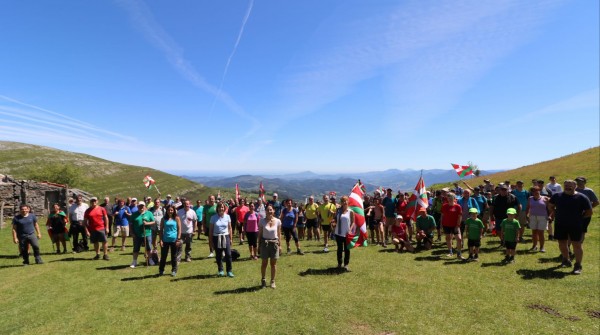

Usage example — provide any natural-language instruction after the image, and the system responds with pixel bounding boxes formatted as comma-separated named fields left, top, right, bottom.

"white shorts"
left=113, top=225, right=130, bottom=237
left=529, top=215, right=548, bottom=231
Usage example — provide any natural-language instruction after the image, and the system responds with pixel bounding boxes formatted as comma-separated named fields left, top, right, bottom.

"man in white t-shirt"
left=546, top=176, right=563, bottom=194
left=177, top=199, right=197, bottom=262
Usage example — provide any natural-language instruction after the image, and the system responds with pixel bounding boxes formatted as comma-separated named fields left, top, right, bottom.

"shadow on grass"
left=480, top=261, right=508, bottom=267
left=414, top=255, right=443, bottom=262
left=96, top=265, right=131, bottom=270
left=49, top=257, right=89, bottom=262
left=478, top=246, right=504, bottom=254
left=171, top=274, right=218, bottom=282
left=431, top=249, right=451, bottom=256
left=0, top=254, right=20, bottom=259
left=298, top=267, right=348, bottom=276
left=538, top=256, right=561, bottom=264
left=443, top=260, right=470, bottom=266
left=213, top=285, right=263, bottom=295
left=378, top=249, right=398, bottom=253
left=121, top=274, right=161, bottom=281
left=516, top=266, right=567, bottom=280
left=0, top=264, right=24, bottom=269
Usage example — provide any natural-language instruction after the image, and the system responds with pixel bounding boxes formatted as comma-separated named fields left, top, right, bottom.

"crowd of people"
left=10, top=175, right=597, bottom=284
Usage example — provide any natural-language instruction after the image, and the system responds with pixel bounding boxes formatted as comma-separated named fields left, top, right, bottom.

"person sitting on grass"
left=391, top=214, right=414, bottom=253
left=415, top=208, right=436, bottom=250
left=501, top=208, right=521, bottom=264
left=464, top=208, right=485, bottom=261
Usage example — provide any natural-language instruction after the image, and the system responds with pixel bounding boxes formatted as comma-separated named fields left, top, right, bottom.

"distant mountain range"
left=183, top=169, right=503, bottom=200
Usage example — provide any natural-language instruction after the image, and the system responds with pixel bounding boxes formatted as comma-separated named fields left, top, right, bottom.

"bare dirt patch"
left=587, top=310, right=600, bottom=319
left=527, top=304, right=580, bottom=321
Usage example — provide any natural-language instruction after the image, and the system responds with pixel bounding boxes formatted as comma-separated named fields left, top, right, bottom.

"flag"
left=259, top=181, right=266, bottom=203
left=345, top=181, right=368, bottom=248
left=405, top=176, right=428, bottom=221
left=329, top=191, right=337, bottom=197
left=143, top=175, right=155, bottom=189
left=451, top=163, right=474, bottom=178
left=235, top=184, right=240, bottom=201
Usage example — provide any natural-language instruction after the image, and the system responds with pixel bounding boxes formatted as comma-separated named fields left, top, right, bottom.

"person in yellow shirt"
left=318, top=195, right=337, bottom=252
left=304, top=196, right=320, bottom=241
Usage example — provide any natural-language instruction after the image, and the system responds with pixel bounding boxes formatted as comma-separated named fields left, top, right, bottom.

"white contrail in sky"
left=208, top=0, right=254, bottom=119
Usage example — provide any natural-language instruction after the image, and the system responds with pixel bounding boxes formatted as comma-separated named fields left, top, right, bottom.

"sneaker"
left=218, top=271, right=225, bottom=277
left=130, top=262, right=137, bottom=268
left=519, top=237, right=525, bottom=243
left=103, top=254, right=109, bottom=261
left=560, top=259, right=573, bottom=268
left=343, top=265, right=349, bottom=272
left=35, top=258, right=44, bottom=265
left=297, top=249, right=304, bottom=255
left=502, top=255, right=510, bottom=263
left=121, top=246, right=125, bottom=251
left=171, top=271, right=177, bottom=277
left=185, top=257, right=192, bottom=262
left=93, top=254, right=100, bottom=260
left=572, top=263, right=582, bottom=275
left=473, top=254, right=479, bottom=261
left=227, top=271, right=235, bottom=278
left=208, top=252, right=215, bottom=258
left=287, top=248, right=291, bottom=254
left=382, top=244, right=387, bottom=248
left=529, top=246, right=538, bottom=252
left=159, top=271, right=164, bottom=276
left=457, top=254, right=466, bottom=261
left=509, top=256, right=515, bottom=264
left=270, top=280, right=276, bottom=289
left=323, top=247, right=329, bottom=252
left=446, top=253, right=454, bottom=258
left=261, top=278, right=267, bottom=288
left=540, top=248, right=546, bottom=253
left=548, top=235, right=554, bottom=241
left=109, top=247, right=115, bottom=252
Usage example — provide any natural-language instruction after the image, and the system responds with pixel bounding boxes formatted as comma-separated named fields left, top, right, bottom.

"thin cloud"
left=511, top=88, right=600, bottom=124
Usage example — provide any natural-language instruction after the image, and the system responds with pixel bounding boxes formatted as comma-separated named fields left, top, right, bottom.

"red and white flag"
left=451, top=163, right=474, bottom=178
left=235, top=184, right=240, bottom=201
left=405, top=176, right=428, bottom=221
left=259, top=181, right=266, bottom=203
left=143, top=175, right=155, bottom=189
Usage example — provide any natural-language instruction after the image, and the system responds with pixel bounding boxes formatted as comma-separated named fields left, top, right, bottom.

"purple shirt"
left=528, top=196, right=548, bottom=217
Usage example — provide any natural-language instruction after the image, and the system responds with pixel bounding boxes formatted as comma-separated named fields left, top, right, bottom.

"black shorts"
left=306, top=218, right=318, bottom=229
left=443, top=226, right=459, bottom=235
left=432, top=212, right=441, bottom=228
left=90, top=230, right=107, bottom=243
left=321, top=225, right=332, bottom=232
left=282, top=227, right=299, bottom=243
left=504, top=241, right=517, bottom=250
left=467, top=239, right=481, bottom=248
left=554, top=223, right=583, bottom=242
left=245, top=232, right=258, bottom=247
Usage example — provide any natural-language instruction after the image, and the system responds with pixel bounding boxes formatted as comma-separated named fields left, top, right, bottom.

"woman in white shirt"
left=335, top=196, right=355, bottom=271
left=209, top=202, right=234, bottom=278
left=258, top=203, right=282, bottom=288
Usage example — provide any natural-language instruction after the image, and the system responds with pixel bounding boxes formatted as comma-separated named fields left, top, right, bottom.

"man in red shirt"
left=84, top=197, right=110, bottom=260
left=235, top=198, right=249, bottom=245
left=441, top=193, right=464, bottom=260
left=395, top=192, right=412, bottom=241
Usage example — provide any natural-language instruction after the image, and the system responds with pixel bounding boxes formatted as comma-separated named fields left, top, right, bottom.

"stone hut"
left=0, top=174, right=91, bottom=224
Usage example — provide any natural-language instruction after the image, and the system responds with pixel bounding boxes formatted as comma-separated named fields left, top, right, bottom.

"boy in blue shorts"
left=464, top=207, right=484, bottom=261
left=501, top=208, right=521, bottom=264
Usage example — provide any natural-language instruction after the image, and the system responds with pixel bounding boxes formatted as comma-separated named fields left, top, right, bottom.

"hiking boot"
left=103, top=254, right=109, bottom=261
left=297, top=249, right=304, bottom=255
left=227, top=271, right=235, bottom=278
left=261, top=278, right=267, bottom=288
left=572, top=263, right=582, bottom=275
left=93, top=254, right=100, bottom=260
left=270, top=280, right=276, bottom=289
left=286, top=248, right=291, bottom=254
left=35, top=258, right=44, bottom=265
left=548, top=235, right=554, bottom=241
left=560, top=259, right=573, bottom=268
left=509, top=256, right=515, bottom=264
left=185, top=257, right=192, bottom=262
left=171, top=271, right=177, bottom=277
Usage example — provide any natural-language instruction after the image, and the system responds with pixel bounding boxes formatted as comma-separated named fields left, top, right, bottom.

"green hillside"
left=0, top=141, right=254, bottom=201
left=434, top=147, right=599, bottom=193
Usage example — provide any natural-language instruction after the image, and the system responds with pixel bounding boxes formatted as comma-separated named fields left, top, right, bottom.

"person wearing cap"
left=489, top=184, right=520, bottom=247
left=501, top=208, right=521, bottom=263
left=441, top=192, right=464, bottom=259
left=268, top=193, right=282, bottom=218
left=163, top=194, right=174, bottom=207
left=83, top=197, right=110, bottom=260
left=68, top=195, right=89, bottom=252
left=511, top=181, right=530, bottom=243
left=483, top=179, right=494, bottom=193
left=381, top=188, right=398, bottom=247
left=145, top=196, right=154, bottom=209
left=99, top=196, right=113, bottom=237
left=391, top=214, right=414, bottom=253
left=452, top=182, right=463, bottom=196
left=548, top=180, right=593, bottom=274
left=318, top=194, right=337, bottom=252
left=129, top=198, right=139, bottom=214
left=129, top=201, right=155, bottom=268
left=415, top=208, right=436, bottom=250
left=546, top=176, right=563, bottom=195
left=464, top=208, right=484, bottom=261
left=526, top=186, right=550, bottom=252
left=574, top=176, right=599, bottom=234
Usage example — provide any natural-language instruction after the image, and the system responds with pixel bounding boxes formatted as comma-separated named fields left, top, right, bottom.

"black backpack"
left=231, top=249, right=240, bottom=261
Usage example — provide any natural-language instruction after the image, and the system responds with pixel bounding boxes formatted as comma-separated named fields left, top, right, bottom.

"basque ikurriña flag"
left=143, top=175, right=155, bottom=189
left=405, top=176, right=428, bottom=221
left=345, top=181, right=368, bottom=249
left=451, top=163, right=474, bottom=178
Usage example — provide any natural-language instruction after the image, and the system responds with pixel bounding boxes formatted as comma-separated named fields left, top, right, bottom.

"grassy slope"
left=433, top=147, right=599, bottom=192
left=0, top=141, right=256, bottom=201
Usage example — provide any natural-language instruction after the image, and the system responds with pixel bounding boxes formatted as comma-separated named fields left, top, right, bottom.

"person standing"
left=235, top=198, right=249, bottom=245
left=193, top=200, right=204, bottom=240
left=501, top=208, right=521, bottom=264
left=259, top=203, right=281, bottom=288
left=203, top=195, right=217, bottom=258
left=546, top=176, right=563, bottom=195
left=110, top=199, right=131, bottom=251
left=489, top=184, right=520, bottom=246
left=129, top=201, right=155, bottom=268
left=318, top=195, right=337, bottom=252
left=68, top=195, right=89, bottom=252
left=83, top=197, right=110, bottom=260
left=159, top=206, right=181, bottom=277
left=47, top=203, right=68, bottom=253
left=150, top=199, right=164, bottom=250
left=100, top=197, right=113, bottom=237
left=334, top=196, right=355, bottom=271
left=243, top=202, right=260, bottom=260
left=12, top=204, right=43, bottom=265
left=209, top=202, right=234, bottom=277
left=280, top=199, right=304, bottom=255
left=268, top=193, right=282, bottom=218
left=511, top=181, right=530, bottom=243
left=574, top=176, right=599, bottom=241
left=441, top=193, right=464, bottom=259
left=177, top=200, right=197, bottom=263
left=304, top=196, right=320, bottom=241
left=548, top=180, right=593, bottom=274
left=526, top=187, right=549, bottom=252
left=381, top=188, right=397, bottom=247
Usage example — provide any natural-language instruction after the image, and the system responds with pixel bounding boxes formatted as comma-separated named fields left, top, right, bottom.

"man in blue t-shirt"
left=12, top=204, right=43, bottom=265
left=511, top=181, right=530, bottom=242
left=381, top=188, right=397, bottom=247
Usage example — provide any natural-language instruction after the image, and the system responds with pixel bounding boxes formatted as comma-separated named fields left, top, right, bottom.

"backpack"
left=231, top=249, right=240, bottom=261
left=74, top=240, right=86, bottom=253
left=149, top=249, right=159, bottom=266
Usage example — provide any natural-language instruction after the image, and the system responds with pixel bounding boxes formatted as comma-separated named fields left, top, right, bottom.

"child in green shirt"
left=501, top=208, right=521, bottom=263
left=464, top=208, right=484, bottom=261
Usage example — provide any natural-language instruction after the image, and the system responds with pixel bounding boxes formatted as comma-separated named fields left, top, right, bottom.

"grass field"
left=1, top=219, right=598, bottom=335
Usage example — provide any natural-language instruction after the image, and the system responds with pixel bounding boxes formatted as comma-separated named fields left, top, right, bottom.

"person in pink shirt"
left=235, top=198, right=249, bottom=245
left=243, top=202, right=261, bottom=260
left=391, top=214, right=414, bottom=253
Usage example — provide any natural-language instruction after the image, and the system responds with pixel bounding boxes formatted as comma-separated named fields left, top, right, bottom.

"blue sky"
left=0, top=0, right=598, bottom=175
